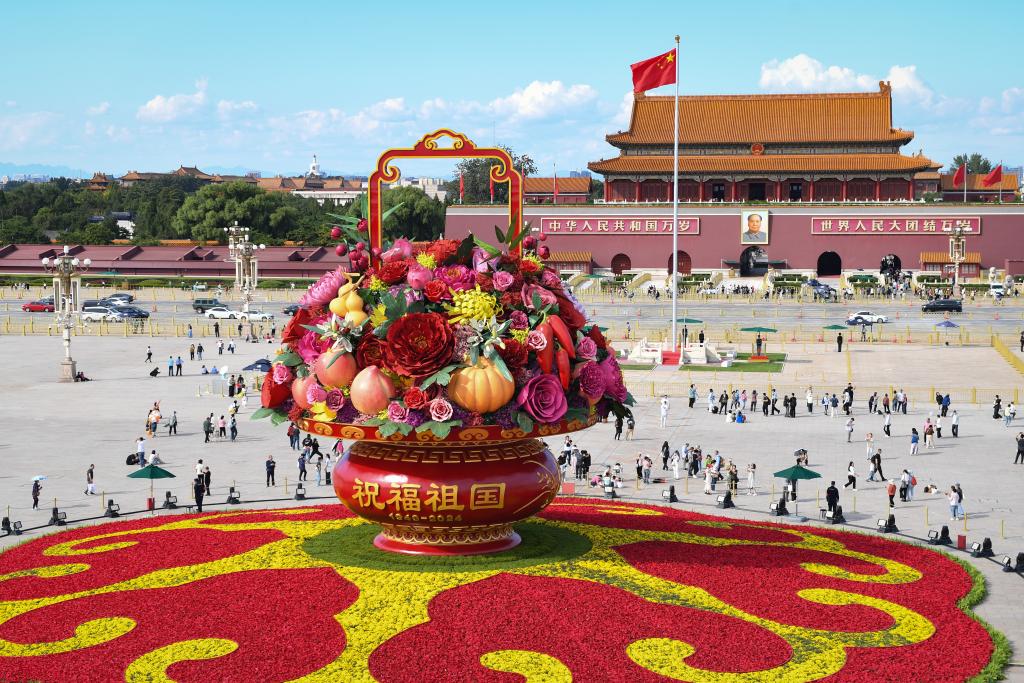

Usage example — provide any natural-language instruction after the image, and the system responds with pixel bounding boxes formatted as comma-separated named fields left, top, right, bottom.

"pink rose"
left=406, top=263, right=433, bottom=290
left=325, top=389, right=346, bottom=412
left=381, top=238, right=413, bottom=263
left=575, top=336, right=598, bottom=360
left=428, top=397, right=454, bottom=422
left=387, top=401, right=409, bottom=423
left=521, top=284, right=556, bottom=310
left=271, top=363, right=294, bottom=385
left=306, top=382, right=328, bottom=405
left=492, top=270, right=515, bottom=292
left=297, top=330, right=332, bottom=365
left=509, top=310, right=529, bottom=329
left=541, top=269, right=562, bottom=289
left=516, top=373, right=568, bottom=424
left=526, top=330, right=548, bottom=351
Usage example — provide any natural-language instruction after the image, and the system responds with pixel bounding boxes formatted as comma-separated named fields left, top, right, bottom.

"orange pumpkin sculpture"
left=447, top=357, right=515, bottom=414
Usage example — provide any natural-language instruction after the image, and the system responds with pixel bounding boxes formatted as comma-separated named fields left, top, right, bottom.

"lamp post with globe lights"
left=224, top=221, right=265, bottom=314
left=41, top=245, right=90, bottom=381
left=948, top=224, right=967, bottom=297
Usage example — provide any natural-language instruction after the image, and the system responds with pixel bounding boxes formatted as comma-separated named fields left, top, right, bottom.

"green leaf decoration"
left=488, top=351, right=513, bottom=382
left=455, top=234, right=476, bottom=264
left=531, top=291, right=543, bottom=310
left=473, top=237, right=502, bottom=257
left=378, top=422, right=399, bottom=438
left=381, top=202, right=405, bottom=221
left=516, top=411, right=534, bottom=434
left=277, top=350, right=303, bottom=367
left=363, top=417, right=386, bottom=427
left=269, top=411, right=289, bottom=426
left=396, top=423, right=414, bottom=436
left=250, top=407, right=276, bottom=421
left=494, top=225, right=506, bottom=244
left=420, top=363, right=459, bottom=389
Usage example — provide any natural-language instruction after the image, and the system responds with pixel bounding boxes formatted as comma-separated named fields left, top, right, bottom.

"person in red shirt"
left=886, top=480, right=897, bottom=508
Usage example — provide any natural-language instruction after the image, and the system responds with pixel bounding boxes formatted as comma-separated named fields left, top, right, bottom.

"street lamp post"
left=948, top=225, right=966, bottom=298
left=223, top=221, right=265, bottom=313
left=41, top=245, right=90, bottom=382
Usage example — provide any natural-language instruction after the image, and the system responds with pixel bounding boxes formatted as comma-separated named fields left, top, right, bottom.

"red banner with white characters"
left=539, top=216, right=700, bottom=235
left=811, top=216, right=981, bottom=235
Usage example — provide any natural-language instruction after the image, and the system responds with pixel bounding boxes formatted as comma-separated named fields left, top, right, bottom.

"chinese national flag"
left=459, top=173, right=464, bottom=202
left=952, top=165, right=966, bottom=187
left=982, top=164, right=1003, bottom=187
left=631, top=49, right=677, bottom=93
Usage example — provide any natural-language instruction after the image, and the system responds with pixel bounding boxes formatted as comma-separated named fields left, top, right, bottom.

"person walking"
left=770, top=389, right=780, bottom=415
left=145, top=346, right=153, bottom=363
left=1005, top=402, right=1017, bottom=427
left=85, top=464, right=96, bottom=495
left=845, top=417, right=855, bottom=443
left=642, top=455, right=653, bottom=485
left=625, top=415, right=635, bottom=440
left=826, top=481, right=839, bottom=513
left=166, top=356, right=174, bottom=377
left=202, top=414, right=212, bottom=443
left=883, top=411, right=892, bottom=437
left=882, top=393, right=890, bottom=414
left=193, top=477, right=205, bottom=513
left=688, top=384, right=696, bottom=409
left=935, top=415, right=943, bottom=439
left=948, top=486, right=961, bottom=521
left=886, top=479, right=897, bottom=508
left=830, top=394, right=839, bottom=418
left=1015, top=432, right=1024, bottom=464
left=31, top=479, right=41, bottom=509
left=297, top=453, right=308, bottom=481
left=167, top=410, right=178, bottom=435
left=189, top=343, right=196, bottom=361
left=175, top=356, right=183, bottom=376
left=844, top=462, right=856, bottom=491
left=196, top=343, right=204, bottom=360
left=613, top=415, right=623, bottom=440
left=941, top=393, right=951, bottom=417
left=229, top=415, right=237, bottom=441
left=217, top=339, right=224, bottom=356
left=324, top=452, right=333, bottom=486
left=266, top=455, right=276, bottom=486
left=187, top=323, right=193, bottom=338
left=203, top=466, right=211, bottom=496
left=872, top=449, right=886, bottom=481
left=951, top=410, right=959, bottom=437
left=924, top=420, right=934, bottom=449
left=661, top=441, right=670, bottom=471
left=806, top=387, right=814, bottom=414
left=909, top=428, right=920, bottom=456
left=746, top=463, right=757, bottom=495
left=836, top=332, right=843, bottom=352
left=671, top=450, right=680, bottom=480
left=659, top=396, right=669, bottom=428
left=217, top=415, right=226, bottom=438
left=213, top=322, right=220, bottom=338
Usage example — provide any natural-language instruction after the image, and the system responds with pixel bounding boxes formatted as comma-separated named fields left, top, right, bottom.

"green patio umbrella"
left=740, top=326, right=777, bottom=333
left=128, top=463, right=176, bottom=499
left=773, top=464, right=822, bottom=481
left=823, top=324, right=848, bottom=330
left=675, top=318, right=703, bottom=324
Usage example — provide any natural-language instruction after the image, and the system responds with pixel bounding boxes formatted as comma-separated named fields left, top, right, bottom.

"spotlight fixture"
left=163, top=492, right=178, bottom=509
left=49, top=507, right=67, bottom=527
left=1002, top=556, right=1015, bottom=573
left=227, top=487, right=241, bottom=505
left=105, top=500, right=120, bottom=518
left=295, top=484, right=306, bottom=501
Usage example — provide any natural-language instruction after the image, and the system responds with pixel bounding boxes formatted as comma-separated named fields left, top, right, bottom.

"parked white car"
left=240, top=309, right=275, bottom=321
left=846, top=310, right=888, bottom=325
left=205, top=306, right=243, bottom=319
left=81, top=306, right=124, bottom=322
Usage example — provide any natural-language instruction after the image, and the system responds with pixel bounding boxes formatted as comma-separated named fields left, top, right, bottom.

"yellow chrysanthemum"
left=367, top=276, right=386, bottom=292
left=446, top=285, right=500, bottom=324
left=369, top=304, right=388, bottom=327
left=309, top=402, right=337, bottom=422
left=415, top=253, right=437, bottom=269
left=510, top=327, right=529, bottom=343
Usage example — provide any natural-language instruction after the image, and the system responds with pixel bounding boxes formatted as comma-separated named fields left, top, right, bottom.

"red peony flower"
left=281, top=307, right=314, bottom=346
left=500, top=291, right=519, bottom=308
left=520, top=258, right=540, bottom=274
left=426, top=239, right=460, bottom=264
left=496, top=338, right=528, bottom=368
left=554, top=291, right=587, bottom=332
left=287, top=403, right=305, bottom=423
left=424, top=279, right=451, bottom=303
left=587, top=325, right=609, bottom=351
left=378, top=260, right=410, bottom=285
left=356, top=334, right=388, bottom=369
left=403, top=386, right=428, bottom=409
left=385, top=312, right=456, bottom=378
left=474, top=272, right=494, bottom=291
left=261, top=371, right=291, bottom=408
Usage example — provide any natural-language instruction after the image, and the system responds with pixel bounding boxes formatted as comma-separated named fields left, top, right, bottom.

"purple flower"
left=492, top=271, right=515, bottom=292
left=489, top=403, right=516, bottom=429
left=325, top=389, right=346, bottom=412
left=336, top=402, right=359, bottom=423
left=516, top=373, right=568, bottom=424
left=599, top=354, right=628, bottom=402
left=306, top=382, right=328, bottom=405
left=405, top=409, right=427, bottom=427
left=472, top=246, right=497, bottom=273
left=576, top=336, right=597, bottom=360
left=508, top=310, right=529, bottom=329
left=577, top=361, right=605, bottom=399
left=387, top=401, right=409, bottom=423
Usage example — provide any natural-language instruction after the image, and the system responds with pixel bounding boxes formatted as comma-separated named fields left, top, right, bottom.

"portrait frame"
left=740, top=210, right=769, bottom=245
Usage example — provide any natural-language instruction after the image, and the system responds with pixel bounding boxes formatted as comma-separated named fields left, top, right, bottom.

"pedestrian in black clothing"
left=762, top=394, right=770, bottom=416
left=1015, top=433, right=1024, bottom=464
left=788, top=394, right=797, bottom=418
left=31, top=480, right=41, bottom=509
left=614, top=416, right=623, bottom=440
left=213, top=322, right=220, bottom=337
left=661, top=441, right=670, bottom=470
left=836, top=333, right=843, bottom=352
left=1020, top=331, right=1024, bottom=352
left=196, top=343, right=204, bottom=360
left=826, top=481, right=839, bottom=512
left=698, top=330, right=705, bottom=344
left=193, top=477, right=205, bottom=512
left=203, top=466, right=212, bottom=495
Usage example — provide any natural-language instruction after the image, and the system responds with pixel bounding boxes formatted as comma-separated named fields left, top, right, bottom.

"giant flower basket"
left=254, top=131, right=633, bottom=555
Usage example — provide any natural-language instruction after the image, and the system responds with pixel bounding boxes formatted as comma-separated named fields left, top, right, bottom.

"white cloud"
left=488, top=80, right=597, bottom=121
left=0, top=111, right=57, bottom=151
left=84, top=121, right=96, bottom=136
left=612, top=91, right=633, bottom=128
left=1001, top=87, right=1024, bottom=113
left=759, top=54, right=939, bottom=106
left=86, top=101, right=110, bottom=116
left=105, top=125, right=133, bottom=143
left=137, top=79, right=208, bottom=122
left=970, top=86, right=1024, bottom=136
left=216, top=99, right=258, bottom=120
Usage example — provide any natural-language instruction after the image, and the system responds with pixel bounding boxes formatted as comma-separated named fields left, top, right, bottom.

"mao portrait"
left=741, top=210, right=769, bottom=244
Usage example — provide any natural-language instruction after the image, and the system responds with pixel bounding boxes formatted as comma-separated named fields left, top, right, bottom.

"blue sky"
left=2, top=1, right=1022, bottom=178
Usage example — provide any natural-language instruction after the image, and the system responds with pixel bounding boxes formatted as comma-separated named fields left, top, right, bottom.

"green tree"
left=0, top=216, right=49, bottom=244
left=336, top=187, right=444, bottom=242
left=443, top=146, right=537, bottom=203
left=589, top=179, right=604, bottom=202
left=950, top=153, right=993, bottom=174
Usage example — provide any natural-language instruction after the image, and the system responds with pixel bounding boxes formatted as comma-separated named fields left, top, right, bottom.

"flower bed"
left=0, top=499, right=1002, bottom=682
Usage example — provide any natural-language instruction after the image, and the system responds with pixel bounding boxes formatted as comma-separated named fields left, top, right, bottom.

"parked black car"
left=283, top=304, right=302, bottom=316
left=114, top=305, right=150, bottom=319
left=192, top=298, right=223, bottom=313
left=921, top=298, right=962, bottom=313
left=105, top=292, right=135, bottom=303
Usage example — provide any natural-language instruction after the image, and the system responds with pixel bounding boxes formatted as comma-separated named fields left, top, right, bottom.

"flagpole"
left=963, top=158, right=967, bottom=204
left=553, top=163, right=557, bottom=205
left=670, top=35, right=680, bottom=352
left=999, top=160, right=1003, bottom=203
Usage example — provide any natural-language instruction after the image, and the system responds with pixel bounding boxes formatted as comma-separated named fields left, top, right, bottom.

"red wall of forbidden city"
left=445, top=205, right=1024, bottom=273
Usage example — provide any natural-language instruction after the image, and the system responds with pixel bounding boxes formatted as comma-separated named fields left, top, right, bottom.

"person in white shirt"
left=659, top=396, right=670, bottom=428
left=195, top=459, right=204, bottom=477
left=883, top=412, right=892, bottom=437
left=806, top=388, right=814, bottom=414
left=951, top=410, right=959, bottom=437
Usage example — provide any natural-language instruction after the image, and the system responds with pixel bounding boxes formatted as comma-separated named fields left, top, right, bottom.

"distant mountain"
left=0, top=162, right=90, bottom=179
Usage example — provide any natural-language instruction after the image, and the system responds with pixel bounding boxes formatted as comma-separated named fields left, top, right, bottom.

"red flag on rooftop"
left=982, top=164, right=1003, bottom=187
left=489, top=174, right=494, bottom=203
left=952, top=164, right=966, bottom=187
left=630, top=49, right=677, bottom=93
